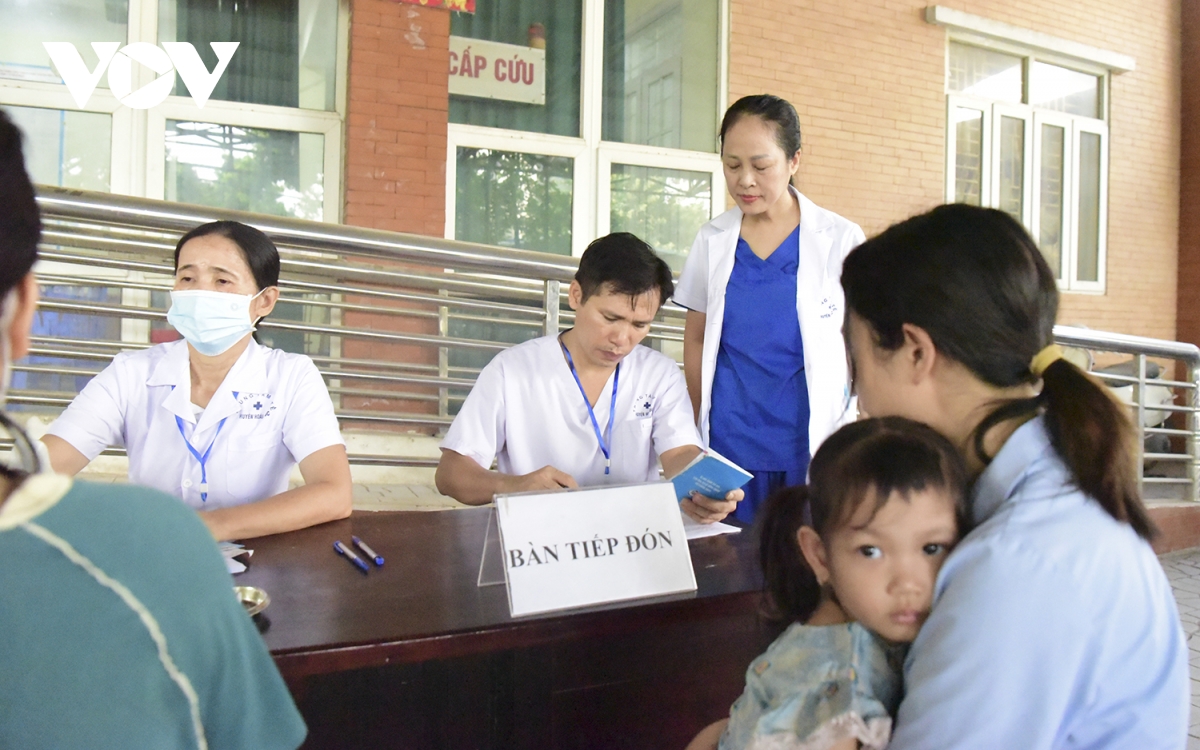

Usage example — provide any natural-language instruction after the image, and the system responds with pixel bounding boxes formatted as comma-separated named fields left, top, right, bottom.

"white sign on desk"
left=495, top=482, right=696, bottom=617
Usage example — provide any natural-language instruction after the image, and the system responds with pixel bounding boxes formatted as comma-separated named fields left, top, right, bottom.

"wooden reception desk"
left=238, top=507, right=780, bottom=749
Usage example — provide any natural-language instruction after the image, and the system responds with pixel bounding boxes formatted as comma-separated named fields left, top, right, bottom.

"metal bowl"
left=234, top=586, right=270, bottom=617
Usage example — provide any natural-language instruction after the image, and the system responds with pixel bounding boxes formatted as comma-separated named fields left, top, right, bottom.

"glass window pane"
left=948, top=42, right=1022, bottom=103
left=455, top=147, right=573, bottom=255
left=1076, top=131, right=1101, bottom=282
left=0, top=0, right=126, bottom=85
left=1, top=105, right=111, bottom=190
left=1038, top=123, right=1066, bottom=278
left=159, top=0, right=339, bottom=111
left=165, top=121, right=325, bottom=220
left=954, top=107, right=983, bottom=205
left=449, top=1, right=582, bottom=137
left=1030, top=61, right=1100, bottom=118
left=610, top=164, right=711, bottom=271
left=997, top=115, right=1025, bottom=221
left=602, top=0, right=719, bottom=152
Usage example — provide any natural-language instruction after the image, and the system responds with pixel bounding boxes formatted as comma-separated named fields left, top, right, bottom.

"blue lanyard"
left=560, top=341, right=619, bottom=474
left=175, top=415, right=228, bottom=502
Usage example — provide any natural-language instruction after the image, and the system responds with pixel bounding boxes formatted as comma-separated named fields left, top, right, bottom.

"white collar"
left=147, top=338, right=268, bottom=428
left=708, top=185, right=835, bottom=233
left=0, top=473, right=73, bottom=531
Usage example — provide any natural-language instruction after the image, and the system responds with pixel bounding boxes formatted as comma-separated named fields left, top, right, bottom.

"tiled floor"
left=1158, top=548, right=1200, bottom=748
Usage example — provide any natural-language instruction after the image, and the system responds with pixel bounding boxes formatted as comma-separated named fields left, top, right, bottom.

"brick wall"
left=1178, top=0, right=1199, bottom=348
left=342, top=0, right=452, bottom=427
left=345, top=0, right=449, bottom=236
left=728, top=0, right=1182, bottom=340
left=341, top=1, right=1183, bottom=341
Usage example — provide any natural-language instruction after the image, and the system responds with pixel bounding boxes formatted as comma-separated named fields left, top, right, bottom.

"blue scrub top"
left=709, top=226, right=810, bottom=484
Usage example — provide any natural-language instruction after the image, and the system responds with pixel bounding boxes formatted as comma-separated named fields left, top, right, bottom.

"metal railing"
left=13, top=187, right=1200, bottom=501
left=17, top=186, right=689, bottom=468
left=1053, top=326, right=1200, bottom=503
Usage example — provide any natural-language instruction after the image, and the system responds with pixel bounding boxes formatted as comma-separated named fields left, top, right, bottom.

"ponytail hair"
left=759, top=417, right=969, bottom=623
left=841, top=203, right=1155, bottom=540
left=760, top=485, right=821, bottom=624
left=1039, top=359, right=1152, bottom=537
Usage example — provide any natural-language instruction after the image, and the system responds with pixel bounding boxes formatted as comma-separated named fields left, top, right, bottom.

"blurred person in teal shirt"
left=0, top=110, right=306, bottom=749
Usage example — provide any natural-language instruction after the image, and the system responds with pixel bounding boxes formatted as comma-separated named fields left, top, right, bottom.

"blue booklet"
left=670, top=448, right=753, bottom=500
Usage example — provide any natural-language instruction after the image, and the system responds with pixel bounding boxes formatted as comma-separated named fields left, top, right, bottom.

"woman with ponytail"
left=841, top=203, right=1188, bottom=749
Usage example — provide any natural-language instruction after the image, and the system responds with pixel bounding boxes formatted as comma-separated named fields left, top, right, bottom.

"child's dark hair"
left=760, top=417, right=968, bottom=624
left=841, top=203, right=1154, bottom=540
left=575, top=232, right=673, bottom=307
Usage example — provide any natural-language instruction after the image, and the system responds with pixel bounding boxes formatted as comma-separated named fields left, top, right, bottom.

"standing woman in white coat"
left=675, top=95, right=863, bottom=524
left=41, top=221, right=352, bottom=540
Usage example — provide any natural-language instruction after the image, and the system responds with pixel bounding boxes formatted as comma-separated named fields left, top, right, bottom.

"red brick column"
left=341, top=1, right=453, bottom=430
left=345, top=0, right=449, bottom=236
left=1178, top=0, right=1200, bottom=348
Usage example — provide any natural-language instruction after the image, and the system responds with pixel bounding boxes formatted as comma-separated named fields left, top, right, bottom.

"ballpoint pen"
left=333, top=540, right=370, bottom=574
left=352, top=535, right=385, bottom=567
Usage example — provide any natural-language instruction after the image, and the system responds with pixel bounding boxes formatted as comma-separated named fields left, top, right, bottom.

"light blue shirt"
left=889, top=416, right=1189, bottom=750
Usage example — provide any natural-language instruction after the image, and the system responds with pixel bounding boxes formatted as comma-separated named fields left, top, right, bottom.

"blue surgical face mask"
left=167, top=289, right=265, bottom=357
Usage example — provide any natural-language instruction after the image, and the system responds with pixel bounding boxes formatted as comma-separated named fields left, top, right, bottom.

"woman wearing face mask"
left=42, top=221, right=352, bottom=541
left=675, top=94, right=863, bottom=524
left=0, top=111, right=306, bottom=748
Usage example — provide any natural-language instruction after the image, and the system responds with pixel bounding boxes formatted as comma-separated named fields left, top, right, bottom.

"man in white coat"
left=436, top=233, right=742, bottom=523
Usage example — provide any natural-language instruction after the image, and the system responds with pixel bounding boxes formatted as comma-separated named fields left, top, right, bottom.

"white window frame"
left=944, top=50, right=1111, bottom=294
left=444, top=0, right=729, bottom=258
left=989, top=103, right=1032, bottom=228
left=944, top=96, right=991, bottom=207
left=147, top=97, right=343, bottom=220
left=0, top=0, right=349, bottom=222
left=445, top=123, right=592, bottom=253
left=595, top=141, right=724, bottom=239
left=929, top=6, right=1132, bottom=295
left=1069, top=117, right=1108, bottom=292
left=1029, top=109, right=1075, bottom=284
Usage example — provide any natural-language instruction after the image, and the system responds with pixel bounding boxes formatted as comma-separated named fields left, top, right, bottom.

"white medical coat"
left=46, top=339, right=344, bottom=509
left=673, top=186, right=864, bottom=455
left=441, top=335, right=701, bottom=485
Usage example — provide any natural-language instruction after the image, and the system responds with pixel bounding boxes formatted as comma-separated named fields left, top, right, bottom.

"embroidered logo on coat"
left=235, top=392, right=277, bottom=420
left=633, top=393, right=655, bottom=418
left=819, top=296, right=840, bottom=320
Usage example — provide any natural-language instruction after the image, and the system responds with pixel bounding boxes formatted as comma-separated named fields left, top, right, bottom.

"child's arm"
left=684, top=719, right=728, bottom=750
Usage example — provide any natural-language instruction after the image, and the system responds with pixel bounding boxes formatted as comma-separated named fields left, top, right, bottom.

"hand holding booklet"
left=670, top=447, right=753, bottom=501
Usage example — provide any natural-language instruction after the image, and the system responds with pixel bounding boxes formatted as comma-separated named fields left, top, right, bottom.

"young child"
left=688, top=417, right=968, bottom=750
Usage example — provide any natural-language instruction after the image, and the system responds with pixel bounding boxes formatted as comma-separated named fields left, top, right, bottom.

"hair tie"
left=1030, top=344, right=1063, bottom=377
